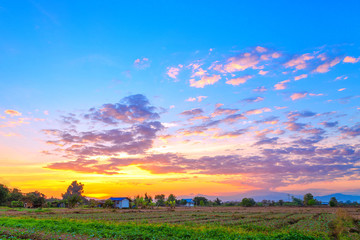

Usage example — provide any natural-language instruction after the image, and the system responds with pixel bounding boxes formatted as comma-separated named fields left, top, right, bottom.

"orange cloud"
left=290, top=92, right=308, bottom=100
left=274, top=80, right=290, bottom=90
left=294, top=74, right=308, bottom=81
left=190, top=74, right=221, bottom=88
left=338, top=88, right=346, bottom=92
left=343, top=56, right=359, bottom=63
left=225, top=75, right=252, bottom=86
left=4, top=110, right=21, bottom=116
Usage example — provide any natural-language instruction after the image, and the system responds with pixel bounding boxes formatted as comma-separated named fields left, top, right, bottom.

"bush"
left=11, top=201, right=24, bottom=208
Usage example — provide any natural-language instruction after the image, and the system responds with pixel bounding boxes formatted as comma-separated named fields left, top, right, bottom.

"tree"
left=0, top=184, right=9, bottom=205
left=241, top=198, right=256, bottom=207
left=68, top=194, right=82, bottom=208
left=62, top=181, right=84, bottom=200
left=103, top=199, right=114, bottom=208
left=25, top=191, right=46, bottom=208
left=329, top=197, right=338, bottom=207
left=155, top=194, right=165, bottom=206
left=214, top=198, right=222, bottom=206
left=278, top=199, right=284, bottom=206
left=291, top=196, right=303, bottom=206
left=303, top=193, right=314, bottom=206
left=167, top=194, right=176, bottom=202
left=8, top=188, right=23, bottom=202
left=62, top=181, right=84, bottom=208
left=193, top=197, right=208, bottom=206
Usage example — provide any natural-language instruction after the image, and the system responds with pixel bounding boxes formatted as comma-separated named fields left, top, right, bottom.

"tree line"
left=0, top=182, right=354, bottom=208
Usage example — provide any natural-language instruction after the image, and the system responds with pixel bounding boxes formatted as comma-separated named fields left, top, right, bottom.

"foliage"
left=67, top=194, right=82, bottom=208
left=165, top=200, right=176, bottom=209
left=62, top=181, right=84, bottom=208
left=291, top=196, right=303, bottom=206
left=329, top=197, right=338, bottom=207
left=155, top=194, right=165, bottom=206
left=10, top=201, right=24, bottom=208
left=214, top=197, right=222, bottom=206
left=25, top=191, right=46, bottom=208
left=303, top=193, right=315, bottom=206
left=193, top=196, right=208, bottom=206
left=0, top=184, right=9, bottom=206
left=167, top=194, right=176, bottom=202
left=103, top=199, right=114, bottom=208
left=241, top=198, right=256, bottom=207
left=8, top=188, right=23, bottom=202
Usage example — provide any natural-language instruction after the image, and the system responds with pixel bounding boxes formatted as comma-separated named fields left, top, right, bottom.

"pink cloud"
left=294, top=74, right=308, bottom=81
left=343, top=56, right=359, bottom=63
left=338, top=88, right=346, bottom=92
left=313, top=57, right=340, bottom=73
left=253, top=86, right=267, bottom=92
left=186, top=96, right=207, bottom=102
left=134, top=57, right=150, bottom=69
left=255, top=46, right=267, bottom=53
left=245, top=107, right=271, bottom=115
left=190, top=74, right=221, bottom=88
left=167, top=67, right=180, bottom=79
left=226, top=75, right=252, bottom=86
left=258, top=70, right=268, bottom=75
left=290, top=92, right=308, bottom=100
left=284, top=53, right=314, bottom=70
left=223, top=53, right=259, bottom=73
left=274, top=80, right=290, bottom=90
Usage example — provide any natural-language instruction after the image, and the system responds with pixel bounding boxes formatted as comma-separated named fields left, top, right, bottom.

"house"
left=109, top=197, right=130, bottom=209
left=182, top=199, right=194, bottom=207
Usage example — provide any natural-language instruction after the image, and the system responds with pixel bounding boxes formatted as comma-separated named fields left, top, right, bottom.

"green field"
left=0, top=206, right=359, bottom=239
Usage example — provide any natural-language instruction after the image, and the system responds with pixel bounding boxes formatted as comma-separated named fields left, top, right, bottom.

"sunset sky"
left=0, top=1, right=360, bottom=199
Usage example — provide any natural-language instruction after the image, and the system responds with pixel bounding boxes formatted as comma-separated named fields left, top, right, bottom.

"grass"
left=0, top=206, right=359, bottom=239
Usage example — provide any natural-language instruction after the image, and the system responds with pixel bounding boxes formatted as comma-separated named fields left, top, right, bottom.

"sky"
left=0, top=0, right=360, bottom=199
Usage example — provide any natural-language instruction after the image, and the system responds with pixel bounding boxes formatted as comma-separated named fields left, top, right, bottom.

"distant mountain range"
left=179, top=191, right=360, bottom=202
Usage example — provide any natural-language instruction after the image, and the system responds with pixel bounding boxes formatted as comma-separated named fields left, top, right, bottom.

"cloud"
left=343, top=56, right=359, bottom=63
left=290, top=92, right=308, bottom=100
left=339, top=124, right=360, bottom=137
left=226, top=75, right=253, bottom=86
left=313, top=57, right=341, bottom=73
left=84, top=94, right=160, bottom=124
left=190, top=74, right=221, bottom=88
left=259, top=70, right=268, bottom=75
left=320, top=121, right=338, bottom=128
left=294, top=74, right=308, bottom=81
left=180, top=108, right=204, bottom=116
left=254, top=137, right=279, bottom=145
left=134, top=57, right=150, bottom=69
left=287, top=110, right=316, bottom=120
left=242, top=96, right=264, bottom=103
left=255, top=46, right=267, bottom=53
left=223, top=53, right=260, bottom=73
left=284, top=121, right=307, bottom=131
left=213, top=128, right=248, bottom=139
left=186, top=96, right=207, bottom=102
left=4, top=110, right=21, bottom=117
left=211, top=107, right=239, bottom=117
left=167, top=67, right=181, bottom=79
left=284, top=53, right=314, bottom=70
left=253, top=86, right=267, bottom=92
left=245, top=107, right=271, bottom=115
left=338, top=88, right=346, bottom=92
left=274, top=80, right=290, bottom=90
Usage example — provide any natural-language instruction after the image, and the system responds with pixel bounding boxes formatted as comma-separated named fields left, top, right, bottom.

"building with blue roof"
left=109, top=197, right=130, bottom=208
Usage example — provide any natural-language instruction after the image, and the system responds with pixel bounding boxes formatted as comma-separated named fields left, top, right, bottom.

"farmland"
left=0, top=207, right=359, bottom=239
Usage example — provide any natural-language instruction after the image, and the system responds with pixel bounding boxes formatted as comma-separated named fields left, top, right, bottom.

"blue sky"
left=0, top=0, right=359, bottom=198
